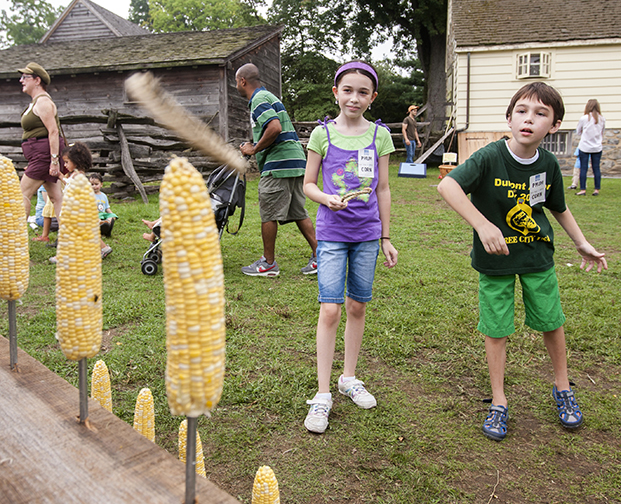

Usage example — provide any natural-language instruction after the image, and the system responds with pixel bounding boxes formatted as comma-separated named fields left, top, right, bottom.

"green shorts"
left=478, top=266, right=566, bottom=338
left=258, top=174, right=309, bottom=224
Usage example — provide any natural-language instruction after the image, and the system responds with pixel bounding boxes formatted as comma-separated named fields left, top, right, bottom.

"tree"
left=129, top=0, right=151, bottom=28
left=0, top=0, right=62, bottom=48
left=149, top=0, right=266, bottom=32
left=370, top=59, right=424, bottom=123
left=269, top=0, right=425, bottom=123
left=345, top=0, right=448, bottom=131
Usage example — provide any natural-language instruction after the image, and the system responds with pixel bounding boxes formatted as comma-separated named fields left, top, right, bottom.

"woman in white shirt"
left=575, top=99, right=605, bottom=196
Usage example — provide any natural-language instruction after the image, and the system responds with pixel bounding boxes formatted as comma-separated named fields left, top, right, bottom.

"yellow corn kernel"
left=91, top=359, right=112, bottom=412
left=0, top=155, right=29, bottom=301
left=133, top=388, right=155, bottom=442
left=160, top=157, right=225, bottom=417
left=252, top=466, right=280, bottom=504
left=55, top=173, right=102, bottom=360
left=178, top=418, right=206, bottom=478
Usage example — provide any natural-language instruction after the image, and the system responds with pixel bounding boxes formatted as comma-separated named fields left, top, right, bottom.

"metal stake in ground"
left=8, top=300, right=18, bottom=370
left=185, top=416, right=198, bottom=504
left=78, top=358, right=88, bottom=423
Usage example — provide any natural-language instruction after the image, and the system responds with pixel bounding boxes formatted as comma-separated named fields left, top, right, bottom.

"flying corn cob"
left=133, top=388, right=155, bottom=442
left=178, top=418, right=206, bottom=478
left=252, top=466, right=280, bottom=504
left=91, top=359, right=112, bottom=412
left=55, top=173, right=102, bottom=360
left=160, top=157, right=225, bottom=417
left=0, top=155, right=29, bottom=301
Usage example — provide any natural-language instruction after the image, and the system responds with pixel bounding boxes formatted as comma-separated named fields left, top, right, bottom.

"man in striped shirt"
left=237, top=63, right=317, bottom=277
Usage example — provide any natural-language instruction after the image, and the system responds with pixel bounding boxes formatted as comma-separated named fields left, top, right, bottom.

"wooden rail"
left=0, top=336, right=240, bottom=504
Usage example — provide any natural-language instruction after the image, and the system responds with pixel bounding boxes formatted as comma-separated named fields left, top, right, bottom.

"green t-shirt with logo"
left=447, top=139, right=566, bottom=275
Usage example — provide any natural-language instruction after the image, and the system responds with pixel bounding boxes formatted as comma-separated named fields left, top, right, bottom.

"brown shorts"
left=22, top=136, right=66, bottom=184
left=258, top=174, right=309, bottom=224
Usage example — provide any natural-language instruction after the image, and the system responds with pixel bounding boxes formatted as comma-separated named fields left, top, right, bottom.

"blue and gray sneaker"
left=552, top=385, right=583, bottom=428
left=300, top=255, right=318, bottom=275
left=482, top=404, right=508, bottom=441
left=241, top=256, right=280, bottom=277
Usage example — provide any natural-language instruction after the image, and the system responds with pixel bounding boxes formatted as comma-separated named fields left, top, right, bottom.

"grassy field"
left=3, top=162, right=620, bottom=503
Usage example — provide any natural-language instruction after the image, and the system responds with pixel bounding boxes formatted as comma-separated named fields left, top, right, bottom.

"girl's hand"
left=381, top=239, right=398, bottom=268
left=325, top=194, right=347, bottom=212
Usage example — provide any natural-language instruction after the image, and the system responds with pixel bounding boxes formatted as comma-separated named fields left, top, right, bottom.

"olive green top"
left=21, top=94, right=60, bottom=140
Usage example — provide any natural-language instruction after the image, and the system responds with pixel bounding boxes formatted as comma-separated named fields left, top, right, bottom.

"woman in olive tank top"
left=18, top=62, right=66, bottom=230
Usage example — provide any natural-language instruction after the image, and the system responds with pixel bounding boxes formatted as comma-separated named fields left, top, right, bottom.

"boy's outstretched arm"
left=437, top=177, right=509, bottom=256
left=549, top=207, right=607, bottom=273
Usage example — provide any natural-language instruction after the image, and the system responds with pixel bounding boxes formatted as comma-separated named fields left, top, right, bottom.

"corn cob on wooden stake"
left=91, top=360, right=113, bottom=412
left=0, top=155, right=29, bottom=371
left=178, top=418, right=206, bottom=478
left=133, top=388, right=155, bottom=442
left=252, top=466, right=280, bottom=504
left=55, top=173, right=103, bottom=424
left=160, top=157, right=225, bottom=504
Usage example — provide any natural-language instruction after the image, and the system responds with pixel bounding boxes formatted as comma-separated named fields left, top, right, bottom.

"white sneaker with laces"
left=338, top=377, right=377, bottom=409
left=304, top=397, right=332, bottom=433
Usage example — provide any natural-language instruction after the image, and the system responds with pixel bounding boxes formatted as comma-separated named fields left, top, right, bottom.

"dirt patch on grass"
left=197, top=351, right=621, bottom=503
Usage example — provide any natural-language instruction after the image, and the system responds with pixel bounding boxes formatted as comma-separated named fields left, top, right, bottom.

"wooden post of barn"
left=116, top=122, right=149, bottom=204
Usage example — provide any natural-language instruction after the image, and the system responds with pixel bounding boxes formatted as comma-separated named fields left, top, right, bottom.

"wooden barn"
left=40, top=0, right=150, bottom=42
left=0, top=4, right=283, bottom=198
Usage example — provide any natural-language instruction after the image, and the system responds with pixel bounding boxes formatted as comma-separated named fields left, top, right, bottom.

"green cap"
left=18, top=62, right=51, bottom=85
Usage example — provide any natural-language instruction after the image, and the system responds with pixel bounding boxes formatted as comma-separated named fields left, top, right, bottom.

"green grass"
left=3, top=164, right=620, bottom=503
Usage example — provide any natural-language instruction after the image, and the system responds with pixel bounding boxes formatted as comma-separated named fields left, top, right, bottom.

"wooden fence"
left=1, top=114, right=431, bottom=202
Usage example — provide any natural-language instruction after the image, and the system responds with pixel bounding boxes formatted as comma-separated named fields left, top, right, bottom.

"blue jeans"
left=403, top=140, right=415, bottom=163
left=578, top=150, right=602, bottom=190
left=316, top=240, right=380, bottom=304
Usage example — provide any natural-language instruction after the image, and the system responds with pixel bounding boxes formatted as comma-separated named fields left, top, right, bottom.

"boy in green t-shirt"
left=438, top=82, right=607, bottom=441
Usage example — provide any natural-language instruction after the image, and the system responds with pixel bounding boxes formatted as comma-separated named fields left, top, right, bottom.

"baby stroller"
left=207, top=163, right=246, bottom=239
left=140, top=165, right=245, bottom=275
left=140, top=218, right=162, bottom=276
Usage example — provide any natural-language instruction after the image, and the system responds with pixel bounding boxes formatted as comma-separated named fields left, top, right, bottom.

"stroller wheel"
left=149, top=250, right=162, bottom=264
left=141, top=260, right=158, bottom=276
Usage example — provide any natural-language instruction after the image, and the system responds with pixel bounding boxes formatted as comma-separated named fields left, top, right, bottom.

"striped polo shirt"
left=249, top=87, right=306, bottom=177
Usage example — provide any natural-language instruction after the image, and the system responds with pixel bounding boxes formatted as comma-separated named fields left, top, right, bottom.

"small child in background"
left=49, top=142, right=112, bottom=263
left=89, top=173, right=118, bottom=238
left=142, top=218, right=161, bottom=242
left=567, top=147, right=580, bottom=190
left=32, top=186, right=58, bottom=242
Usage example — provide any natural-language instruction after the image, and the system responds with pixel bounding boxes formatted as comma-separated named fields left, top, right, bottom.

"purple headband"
left=334, top=62, right=378, bottom=90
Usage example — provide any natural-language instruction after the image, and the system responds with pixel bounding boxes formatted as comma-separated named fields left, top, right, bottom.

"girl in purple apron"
left=302, top=61, right=398, bottom=434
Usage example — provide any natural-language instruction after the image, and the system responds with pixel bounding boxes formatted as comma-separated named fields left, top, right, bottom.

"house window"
left=541, top=131, right=568, bottom=155
left=517, top=52, right=550, bottom=79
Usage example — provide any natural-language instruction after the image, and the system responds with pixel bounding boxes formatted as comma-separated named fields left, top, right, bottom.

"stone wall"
left=557, top=129, right=621, bottom=178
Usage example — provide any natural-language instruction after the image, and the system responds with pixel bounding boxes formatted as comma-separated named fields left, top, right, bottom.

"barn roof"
left=0, top=25, right=282, bottom=79
left=40, top=0, right=149, bottom=43
left=451, top=0, right=621, bottom=48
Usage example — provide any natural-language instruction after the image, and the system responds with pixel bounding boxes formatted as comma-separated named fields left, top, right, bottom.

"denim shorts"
left=317, top=240, right=380, bottom=304
left=478, top=266, right=566, bottom=338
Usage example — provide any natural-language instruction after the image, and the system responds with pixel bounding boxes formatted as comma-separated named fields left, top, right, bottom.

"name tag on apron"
left=358, top=149, right=375, bottom=178
left=529, top=172, right=546, bottom=206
